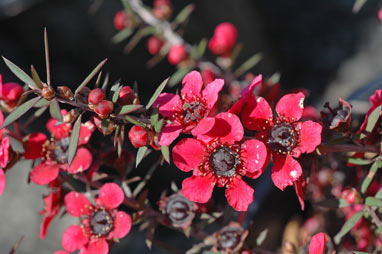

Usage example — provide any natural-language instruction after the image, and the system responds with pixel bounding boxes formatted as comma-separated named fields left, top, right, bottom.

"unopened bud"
left=57, top=86, right=74, bottom=100
left=88, top=88, right=106, bottom=105
left=117, top=86, right=135, bottom=106
left=94, top=100, right=114, bottom=119
left=128, top=125, right=149, bottom=148
left=63, top=109, right=80, bottom=123
left=41, top=85, right=55, bottom=100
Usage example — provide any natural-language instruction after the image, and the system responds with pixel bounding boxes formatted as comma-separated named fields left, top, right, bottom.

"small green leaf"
left=101, top=119, right=110, bottom=134
left=361, top=160, right=382, bottom=194
left=161, top=146, right=170, bottom=164
left=118, top=104, right=143, bottom=115
left=365, top=197, right=382, bottom=207
left=49, top=99, right=63, bottom=122
left=125, top=115, right=146, bottom=128
left=136, top=146, right=149, bottom=167
left=68, top=114, right=82, bottom=165
left=360, top=105, right=381, bottom=139
left=34, top=106, right=48, bottom=117
left=31, top=65, right=43, bottom=89
left=102, top=73, right=110, bottom=90
left=112, top=28, right=133, bottom=44
left=146, top=77, right=170, bottom=109
left=94, top=71, right=103, bottom=88
left=256, top=228, right=268, bottom=246
left=169, top=68, right=190, bottom=87
left=3, top=57, right=36, bottom=89
left=190, top=38, right=207, bottom=60
left=74, top=59, right=107, bottom=95
left=347, top=157, right=372, bottom=165
left=352, top=0, right=367, bottom=13
left=34, top=98, right=50, bottom=107
left=334, top=211, right=364, bottom=244
left=173, top=4, right=195, bottom=26
left=112, top=84, right=123, bottom=103
left=154, top=119, right=163, bottom=133
left=375, top=189, right=382, bottom=199
left=234, top=53, right=262, bottom=77
left=150, top=107, right=159, bottom=126
left=353, top=252, right=369, bottom=254
left=1, top=97, right=40, bottom=129
left=125, top=26, right=156, bottom=53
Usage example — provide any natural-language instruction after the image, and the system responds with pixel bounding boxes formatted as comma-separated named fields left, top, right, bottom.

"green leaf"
left=361, top=160, right=382, bottom=194
left=49, top=99, right=63, bottom=122
left=365, top=197, right=382, bottom=207
left=315, top=198, right=350, bottom=208
left=334, top=211, right=364, bottom=244
left=360, top=105, right=381, bottom=139
left=375, top=189, right=382, bottom=199
left=352, top=0, right=367, bottom=13
left=112, top=28, right=133, bottom=44
left=146, top=77, right=170, bottom=110
left=101, top=73, right=110, bottom=90
left=31, top=65, right=43, bottom=89
left=125, top=27, right=156, bottom=53
left=233, top=52, right=263, bottom=77
left=74, top=59, right=107, bottom=95
left=190, top=38, right=207, bottom=60
left=125, top=115, right=146, bottom=128
left=169, top=68, right=190, bottom=87
left=112, top=84, right=123, bottom=103
left=136, top=146, right=148, bottom=167
left=94, top=71, right=103, bottom=89
left=68, top=114, right=82, bottom=165
left=161, top=146, right=170, bottom=164
left=154, top=119, right=163, bottom=133
left=353, top=252, right=369, bottom=254
left=34, top=105, right=48, bottom=117
left=347, top=157, right=372, bottom=165
left=256, top=228, right=268, bottom=246
left=173, top=4, right=195, bottom=26
left=3, top=57, right=36, bottom=89
left=1, top=97, right=40, bottom=129
left=150, top=107, right=159, bottom=126
left=118, top=104, right=143, bottom=115
left=34, top=98, right=50, bottom=107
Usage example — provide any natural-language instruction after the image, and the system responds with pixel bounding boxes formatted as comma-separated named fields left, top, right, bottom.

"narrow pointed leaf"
left=353, top=0, right=367, bottom=13
left=365, top=197, right=382, bottom=207
left=334, top=211, right=364, bottom=244
left=34, top=106, right=48, bottom=117
left=347, top=157, right=372, bottom=165
left=74, top=59, right=108, bottom=95
left=125, top=115, right=146, bottom=128
left=94, top=71, right=103, bottom=88
left=173, top=4, right=195, bottom=26
left=3, top=57, right=36, bottom=89
left=49, top=98, right=63, bottom=122
left=234, top=52, right=262, bottom=77
left=112, top=84, right=123, bottom=103
left=190, top=38, right=207, bottom=60
left=34, top=98, right=50, bottom=107
left=118, top=104, right=143, bottom=115
left=68, top=114, right=82, bottom=165
left=161, top=146, right=170, bottom=164
left=154, top=119, right=163, bottom=133
left=112, top=28, right=133, bottom=44
left=31, top=65, right=43, bottom=89
left=169, top=68, right=190, bottom=87
left=146, top=77, right=170, bottom=109
left=256, top=229, right=268, bottom=246
left=361, top=160, right=382, bottom=194
left=1, top=97, right=40, bottom=129
left=360, top=105, right=381, bottom=139
left=102, top=73, right=110, bottom=90
left=136, top=146, right=149, bottom=167
left=150, top=107, right=159, bottom=126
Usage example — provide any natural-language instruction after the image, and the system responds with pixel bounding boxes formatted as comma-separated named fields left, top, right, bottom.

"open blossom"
left=62, top=183, right=131, bottom=254
left=24, top=112, right=95, bottom=185
left=0, top=111, right=10, bottom=196
left=172, top=112, right=267, bottom=211
left=153, top=71, right=224, bottom=146
left=241, top=92, right=322, bottom=193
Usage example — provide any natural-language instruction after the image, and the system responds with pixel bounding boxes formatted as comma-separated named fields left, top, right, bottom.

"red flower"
left=147, top=36, right=164, bottom=55
left=172, top=112, right=267, bottom=211
left=241, top=92, right=322, bottom=193
left=24, top=113, right=95, bottom=185
left=309, top=232, right=326, bottom=254
left=208, top=22, right=237, bottom=56
left=0, top=74, right=24, bottom=110
left=114, top=11, right=127, bottom=31
left=168, top=45, right=187, bottom=65
left=359, top=89, right=382, bottom=140
left=0, top=111, right=9, bottom=196
left=153, top=71, right=224, bottom=146
left=62, top=183, right=131, bottom=254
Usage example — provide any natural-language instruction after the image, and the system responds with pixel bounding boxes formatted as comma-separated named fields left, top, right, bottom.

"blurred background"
left=0, top=0, right=381, bottom=253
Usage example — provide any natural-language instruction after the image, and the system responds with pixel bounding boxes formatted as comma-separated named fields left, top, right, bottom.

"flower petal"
left=276, top=92, right=305, bottom=121
left=191, top=117, right=215, bottom=137
left=181, top=71, right=203, bottom=98
left=62, top=225, right=88, bottom=252
left=64, top=192, right=91, bottom=217
left=24, top=133, right=47, bottom=159
left=54, top=251, right=69, bottom=254
left=182, top=175, right=215, bottom=203
left=158, top=123, right=183, bottom=146
left=242, top=96, right=273, bottom=131
left=201, top=78, right=224, bottom=109
left=111, top=211, right=132, bottom=239
left=0, top=137, right=10, bottom=168
left=309, top=232, right=326, bottom=254
left=298, top=120, right=322, bottom=154
left=271, top=155, right=302, bottom=190
left=78, top=121, right=95, bottom=145
left=40, top=213, right=57, bottom=240
left=47, top=118, right=72, bottom=140
left=0, top=169, right=5, bottom=196
left=86, top=239, right=108, bottom=254
left=67, top=148, right=93, bottom=174
left=294, top=175, right=306, bottom=211
left=173, top=138, right=206, bottom=172
left=225, top=177, right=254, bottom=211
left=241, top=139, right=267, bottom=178
left=153, top=93, right=182, bottom=118
left=30, top=162, right=60, bottom=185
left=99, top=183, right=124, bottom=209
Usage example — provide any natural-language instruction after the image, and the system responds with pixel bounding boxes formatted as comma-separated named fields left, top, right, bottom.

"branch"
left=317, top=143, right=379, bottom=154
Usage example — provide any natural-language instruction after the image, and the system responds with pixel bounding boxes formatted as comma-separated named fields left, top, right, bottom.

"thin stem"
left=317, top=143, right=379, bottom=154
left=44, top=28, right=51, bottom=86
left=365, top=206, right=382, bottom=229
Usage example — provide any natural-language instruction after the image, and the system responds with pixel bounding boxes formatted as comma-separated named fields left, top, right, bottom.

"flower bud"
left=94, top=100, right=114, bottom=119
left=41, top=85, right=55, bottom=100
left=0, top=82, right=24, bottom=103
left=57, top=86, right=74, bottom=100
left=341, top=188, right=361, bottom=204
left=168, top=45, right=187, bottom=65
left=147, top=36, right=164, bottom=55
left=88, top=88, right=106, bottom=105
left=117, top=86, right=135, bottom=106
left=208, top=22, right=237, bottom=56
left=128, top=125, right=149, bottom=148
left=153, top=0, right=172, bottom=20
left=114, top=11, right=136, bottom=30
left=91, top=115, right=116, bottom=135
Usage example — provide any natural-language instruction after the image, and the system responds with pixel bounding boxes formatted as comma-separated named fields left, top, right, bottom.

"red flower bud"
left=208, top=22, right=237, bottom=56
left=128, top=125, right=149, bottom=148
left=168, top=45, right=187, bottom=65
left=147, top=36, right=164, bottom=55
left=94, top=100, right=114, bottom=119
left=91, top=115, right=116, bottom=135
left=341, top=188, right=360, bottom=204
left=117, top=86, right=135, bottom=106
left=41, top=85, right=55, bottom=100
left=114, top=11, right=127, bottom=31
left=57, top=86, right=74, bottom=100
left=88, top=88, right=106, bottom=105
left=0, top=82, right=24, bottom=103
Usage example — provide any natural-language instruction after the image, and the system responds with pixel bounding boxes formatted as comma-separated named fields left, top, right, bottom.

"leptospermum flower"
left=308, top=232, right=326, bottom=254
left=0, top=111, right=9, bottom=196
left=172, top=112, right=267, bottom=211
left=62, top=183, right=131, bottom=254
left=359, top=89, right=382, bottom=140
left=241, top=92, right=322, bottom=194
left=24, top=112, right=95, bottom=185
left=153, top=71, right=224, bottom=146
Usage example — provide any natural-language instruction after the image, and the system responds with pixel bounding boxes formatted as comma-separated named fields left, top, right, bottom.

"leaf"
left=169, top=68, right=190, bottom=87
left=256, top=228, right=268, bottom=246
left=101, top=73, right=110, bottom=90
left=360, top=105, right=381, bottom=139
left=233, top=52, right=263, bottom=77
left=68, top=114, right=82, bottom=165
left=2, top=57, right=36, bottom=89
left=190, top=38, right=207, bottom=60
left=74, top=59, right=108, bottom=95
left=112, top=28, right=133, bottom=44
left=1, top=97, right=40, bottom=129
left=125, top=26, right=156, bottom=53
left=352, top=0, right=367, bottom=13
left=118, top=104, right=143, bottom=115
left=375, top=189, right=382, bottom=199
left=34, top=106, right=48, bottom=117
left=49, top=99, right=63, bottom=122
left=347, top=157, right=372, bottom=165
left=34, top=98, right=50, bottom=107
left=154, top=119, right=163, bottom=133
left=145, top=77, right=170, bottom=109
left=94, top=71, right=103, bottom=88
left=30, top=65, right=43, bottom=89
left=112, top=84, right=123, bottom=103
left=361, top=160, right=382, bottom=194
left=161, top=146, right=170, bottom=164
left=365, top=197, right=382, bottom=207
left=334, top=211, right=364, bottom=244
left=173, top=4, right=195, bottom=26
left=353, top=252, right=369, bottom=254
left=150, top=107, right=159, bottom=125
left=125, top=115, right=146, bottom=128
left=136, top=146, right=148, bottom=167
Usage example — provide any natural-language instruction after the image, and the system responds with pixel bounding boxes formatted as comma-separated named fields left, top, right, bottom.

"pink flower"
left=359, top=89, right=382, bottom=140
left=39, top=181, right=62, bottom=239
left=0, top=74, right=24, bottom=109
left=172, top=112, right=267, bottom=211
left=62, top=183, right=131, bottom=254
left=153, top=71, right=224, bottom=146
left=241, top=92, right=322, bottom=194
left=309, top=232, right=326, bottom=254
left=208, top=22, right=237, bottom=56
left=24, top=112, right=95, bottom=185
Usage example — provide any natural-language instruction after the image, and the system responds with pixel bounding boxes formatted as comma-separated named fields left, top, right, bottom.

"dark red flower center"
left=182, top=101, right=206, bottom=124
left=210, top=147, right=240, bottom=177
left=216, top=227, right=242, bottom=250
left=51, top=137, right=70, bottom=164
left=268, top=122, right=298, bottom=154
left=89, top=208, right=114, bottom=237
left=165, top=194, right=193, bottom=226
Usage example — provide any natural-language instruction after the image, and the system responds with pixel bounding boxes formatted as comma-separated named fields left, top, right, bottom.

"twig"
left=365, top=206, right=382, bottom=228
left=317, top=143, right=379, bottom=154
